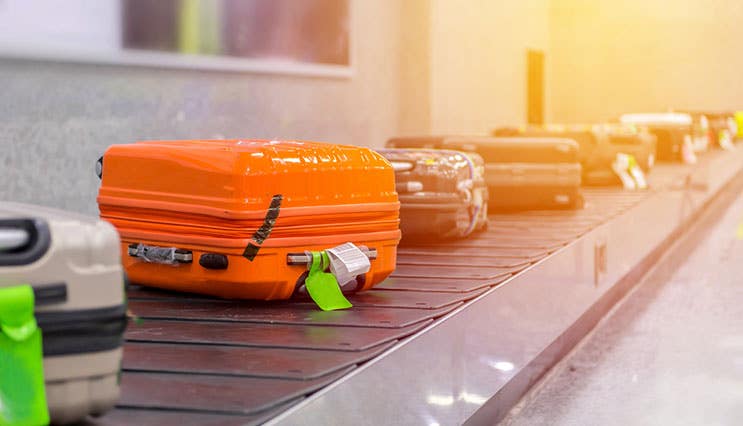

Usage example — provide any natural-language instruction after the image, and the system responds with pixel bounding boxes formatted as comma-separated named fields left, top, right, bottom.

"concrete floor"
left=503, top=188, right=743, bottom=426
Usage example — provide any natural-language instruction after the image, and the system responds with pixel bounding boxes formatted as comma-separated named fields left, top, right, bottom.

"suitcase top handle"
left=0, top=228, right=29, bottom=251
left=620, top=113, right=692, bottom=126
left=0, top=219, right=52, bottom=267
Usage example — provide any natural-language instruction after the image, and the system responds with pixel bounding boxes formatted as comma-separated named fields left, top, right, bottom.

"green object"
left=178, top=0, right=200, bottom=54
left=0, top=285, right=49, bottom=426
left=305, top=251, right=353, bottom=311
left=735, top=112, right=743, bottom=138
left=627, top=154, right=638, bottom=170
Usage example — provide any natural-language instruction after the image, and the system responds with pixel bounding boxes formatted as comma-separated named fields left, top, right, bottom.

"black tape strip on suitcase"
left=243, top=194, right=283, bottom=261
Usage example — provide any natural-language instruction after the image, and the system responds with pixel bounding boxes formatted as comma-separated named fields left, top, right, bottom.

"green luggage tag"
left=0, top=285, right=49, bottom=426
left=304, top=251, right=353, bottom=312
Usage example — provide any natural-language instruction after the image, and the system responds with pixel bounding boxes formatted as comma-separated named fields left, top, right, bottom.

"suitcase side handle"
left=96, top=156, right=103, bottom=180
left=127, top=243, right=193, bottom=264
left=33, top=283, right=68, bottom=306
left=0, top=219, right=52, bottom=266
left=287, top=247, right=377, bottom=266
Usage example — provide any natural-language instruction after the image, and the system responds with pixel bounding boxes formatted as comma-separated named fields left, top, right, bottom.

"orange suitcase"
left=96, top=140, right=400, bottom=300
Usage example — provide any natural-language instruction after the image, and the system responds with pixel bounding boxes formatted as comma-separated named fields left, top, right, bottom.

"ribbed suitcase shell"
left=97, top=140, right=401, bottom=300
left=620, top=113, right=693, bottom=161
left=494, top=124, right=657, bottom=185
left=386, top=136, right=582, bottom=210
left=445, top=136, right=579, bottom=163
left=0, top=203, right=126, bottom=425
left=377, top=148, right=488, bottom=241
left=387, top=136, right=579, bottom=163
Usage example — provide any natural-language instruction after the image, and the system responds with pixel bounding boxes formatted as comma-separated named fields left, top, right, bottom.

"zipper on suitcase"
left=36, top=304, right=127, bottom=356
left=24, top=281, right=126, bottom=356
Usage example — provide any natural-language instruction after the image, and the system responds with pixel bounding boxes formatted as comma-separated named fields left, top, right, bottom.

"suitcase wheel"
left=198, top=253, right=229, bottom=270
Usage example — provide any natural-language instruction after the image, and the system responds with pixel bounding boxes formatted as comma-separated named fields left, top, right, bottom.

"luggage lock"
left=128, top=243, right=193, bottom=264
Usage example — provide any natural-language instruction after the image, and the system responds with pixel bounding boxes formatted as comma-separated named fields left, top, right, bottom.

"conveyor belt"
left=504, top=164, right=743, bottom=426
left=97, top=153, right=732, bottom=425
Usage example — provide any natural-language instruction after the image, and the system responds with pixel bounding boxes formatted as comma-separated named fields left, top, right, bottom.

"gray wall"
left=0, top=0, right=402, bottom=215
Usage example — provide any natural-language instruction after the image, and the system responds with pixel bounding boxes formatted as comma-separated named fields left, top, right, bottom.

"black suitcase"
left=494, top=124, right=657, bottom=185
left=386, top=136, right=583, bottom=210
left=681, top=111, right=737, bottom=151
left=377, top=148, right=488, bottom=241
left=620, top=113, right=695, bottom=162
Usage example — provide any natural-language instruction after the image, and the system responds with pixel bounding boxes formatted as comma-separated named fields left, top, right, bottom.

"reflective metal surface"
left=505, top=168, right=743, bottom=426
left=269, top=147, right=743, bottom=426
left=91, top=401, right=298, bottom=426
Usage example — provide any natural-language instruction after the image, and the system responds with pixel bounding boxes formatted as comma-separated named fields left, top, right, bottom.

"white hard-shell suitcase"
left=0, top=202, right=126, bottom=424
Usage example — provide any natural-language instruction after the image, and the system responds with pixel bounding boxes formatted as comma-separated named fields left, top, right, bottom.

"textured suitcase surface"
left=386, top=136, right=450, bottom=150
left=448, top=137, right=582, bottom=209
left=0, top=202, right=126, bottom=424
left=97, top=140, right=401, bottom=300
left=377, top=148, right=488, bottom=241
left=446, top=136, right=579, bottom=164
left=494, top=124, right=657, bottom=185
left=387, top=136, right=582, bottom=210
left=388, top=136, right=579, bottom=163
left=620, top=113, right=693, bottom=161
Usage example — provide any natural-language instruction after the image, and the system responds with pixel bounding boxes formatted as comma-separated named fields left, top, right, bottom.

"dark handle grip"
left=96, top=156, right=103, bottom=180
left=0, top=219, right=52, bottom=266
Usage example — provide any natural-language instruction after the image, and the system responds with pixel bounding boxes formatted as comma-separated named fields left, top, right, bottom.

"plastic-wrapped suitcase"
left=0, top=202, right=126, bottom=425
left=682, top=111, right=737, bottom=150
left=494, top=124, right=657, bottom=185
left=377, top=148, right=488, bottom=241
left=676, top=111, right=713, bottom=152
left=620, top=113, right=696, bottom=162
left=386, top=136, right=583, bottom=210
left=97, top=140, right=400, bottom=300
